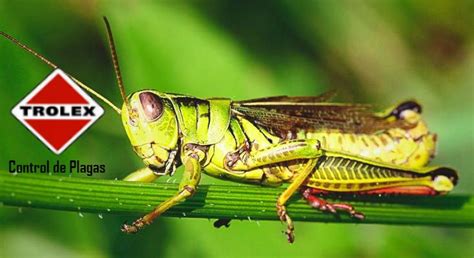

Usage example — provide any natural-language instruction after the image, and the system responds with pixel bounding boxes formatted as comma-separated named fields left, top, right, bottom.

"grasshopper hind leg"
left=300, top=187, right=365, bottom=220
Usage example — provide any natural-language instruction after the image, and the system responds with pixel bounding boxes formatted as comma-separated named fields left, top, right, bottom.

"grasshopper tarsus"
left=121, top=218, right=147, bottom=234
left=223, top=141, right=252, bottom=170
left=284, top=229, right=295, bottom=244
left=213, top=218, right=232, bottom=228
left=301, top=187, right=366, bottom=221
left=276, top=204, right=296, bottom=243
left=351, top=211, right=365, bottom=220
left=121, top=224, right=138, bottom=234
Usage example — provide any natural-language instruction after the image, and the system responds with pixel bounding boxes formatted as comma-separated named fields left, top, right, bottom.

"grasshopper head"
left=121, top=90, right=180, bottom=175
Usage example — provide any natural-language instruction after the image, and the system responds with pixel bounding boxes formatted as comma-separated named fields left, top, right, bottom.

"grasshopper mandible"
left=1, top=17, right=458, bottom=243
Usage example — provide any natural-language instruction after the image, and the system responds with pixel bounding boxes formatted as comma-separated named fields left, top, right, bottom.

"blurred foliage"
left=0, top=1, right=473, bottom=257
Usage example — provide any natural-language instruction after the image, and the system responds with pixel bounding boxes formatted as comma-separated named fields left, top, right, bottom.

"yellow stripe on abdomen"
left=306, top=156, right=434, bottom=192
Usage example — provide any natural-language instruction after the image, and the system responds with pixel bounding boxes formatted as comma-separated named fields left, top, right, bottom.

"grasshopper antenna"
left=102, top=16, right=130, bottom=112
left=0, top=31, right=122, bottom=114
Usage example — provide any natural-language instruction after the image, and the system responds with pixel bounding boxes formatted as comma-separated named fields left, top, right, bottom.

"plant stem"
left=1, top=172, right=473, bottom=227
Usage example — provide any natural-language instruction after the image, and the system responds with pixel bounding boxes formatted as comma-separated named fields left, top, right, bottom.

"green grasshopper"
left=1, top=18, right=458, bottom=243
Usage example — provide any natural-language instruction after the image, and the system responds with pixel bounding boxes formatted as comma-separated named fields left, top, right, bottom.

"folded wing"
left=232, top=92, right=411, bottom=134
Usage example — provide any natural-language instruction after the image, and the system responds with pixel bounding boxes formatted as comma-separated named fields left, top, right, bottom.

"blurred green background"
left=0, top=1, right=473, bottom=257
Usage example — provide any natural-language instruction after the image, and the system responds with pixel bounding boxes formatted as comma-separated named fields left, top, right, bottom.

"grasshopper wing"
left=238, top=90, right=337, bottom=104
left=232, top=92, right=411, bottom=134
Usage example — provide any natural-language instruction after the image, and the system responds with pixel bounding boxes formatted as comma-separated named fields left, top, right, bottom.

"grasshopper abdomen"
left=306, top=155, right=457, bottom=194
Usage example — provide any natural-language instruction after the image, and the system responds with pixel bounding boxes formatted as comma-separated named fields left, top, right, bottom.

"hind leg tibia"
left=301, top=188, right=365, bottom=220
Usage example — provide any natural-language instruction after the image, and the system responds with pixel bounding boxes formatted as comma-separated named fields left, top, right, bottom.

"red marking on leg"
left=304, top=185, right=438, bottom=196
left=301, top=188, right=364, bottom=220
left=362, top=186, right=437, bottom=196
left=332, top=203, right=353, bottom=211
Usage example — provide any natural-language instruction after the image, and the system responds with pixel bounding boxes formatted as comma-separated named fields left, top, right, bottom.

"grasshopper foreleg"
left=122, top=167, right=159, bottom=182
left=121, top=150, right=202, bottom=234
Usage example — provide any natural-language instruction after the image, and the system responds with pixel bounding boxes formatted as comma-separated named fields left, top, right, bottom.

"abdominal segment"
left=302, top=110, right=437, bottom=168
left=305, top=156, right=457, bottom=194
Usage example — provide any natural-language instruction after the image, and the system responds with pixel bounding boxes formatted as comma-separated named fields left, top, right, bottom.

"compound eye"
left=139, top=92, right=163, bottom=121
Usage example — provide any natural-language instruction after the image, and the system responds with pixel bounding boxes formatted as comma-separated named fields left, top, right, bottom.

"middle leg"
left=275, top=159, right=319, bottom=243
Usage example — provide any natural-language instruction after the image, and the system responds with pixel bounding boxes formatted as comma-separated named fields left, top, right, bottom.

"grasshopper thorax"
left=121, top=90, right=180, bottom=175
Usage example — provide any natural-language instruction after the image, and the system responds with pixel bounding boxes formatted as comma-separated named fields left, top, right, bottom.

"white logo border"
left=11, top=69, right=104, bottom=155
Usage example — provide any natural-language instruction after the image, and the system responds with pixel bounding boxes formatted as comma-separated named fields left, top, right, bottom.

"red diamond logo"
left=12, top=69, right=104, bottom=154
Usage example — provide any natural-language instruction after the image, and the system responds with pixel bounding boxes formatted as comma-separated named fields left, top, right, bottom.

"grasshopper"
left=0, top=18, right=458, bottom=243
